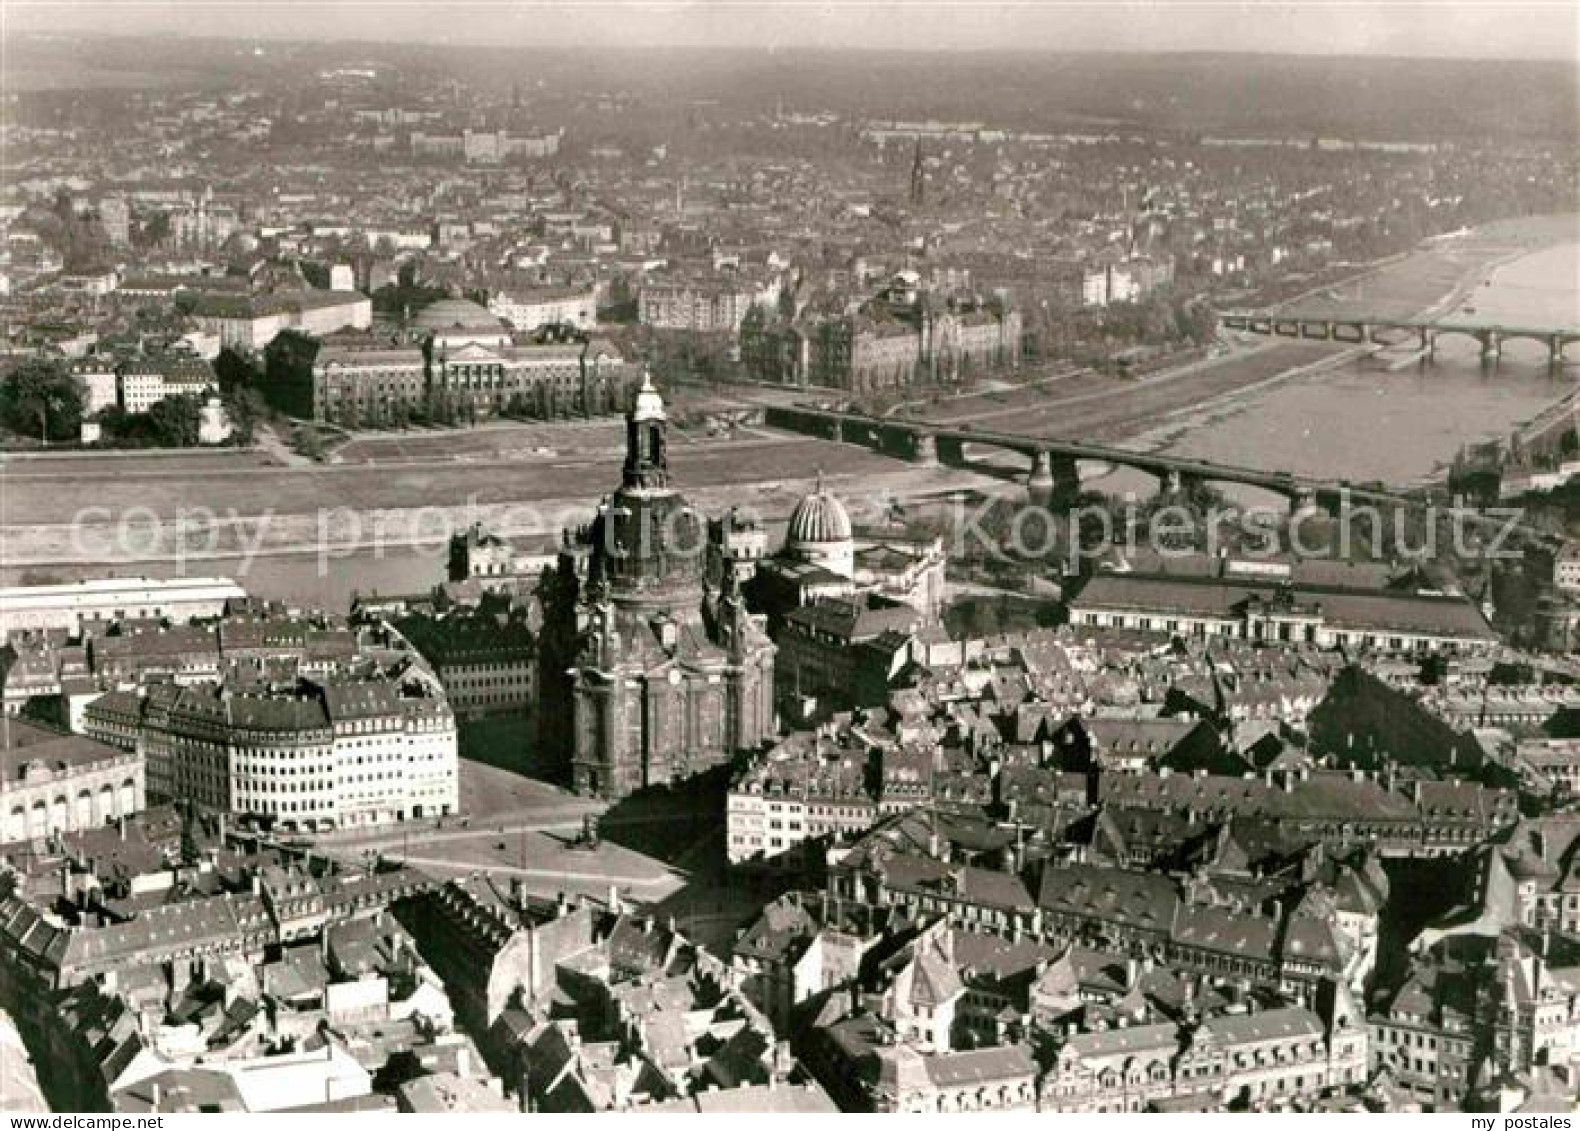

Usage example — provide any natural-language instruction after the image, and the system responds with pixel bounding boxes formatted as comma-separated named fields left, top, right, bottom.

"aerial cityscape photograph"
left=0, top=0, right=1576, bottom=1117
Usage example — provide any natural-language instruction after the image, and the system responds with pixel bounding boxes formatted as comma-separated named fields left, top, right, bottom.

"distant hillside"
left=7, top=35, right=1576, bottom=143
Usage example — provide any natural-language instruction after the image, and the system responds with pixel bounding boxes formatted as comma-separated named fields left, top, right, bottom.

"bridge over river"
left=1218, top=310, right=1580, bottom=366
left=764, top=404, right=1556, bottom=546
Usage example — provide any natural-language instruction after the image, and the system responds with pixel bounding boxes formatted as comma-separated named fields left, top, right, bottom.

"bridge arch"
left=1498, top=330, right=1558, bottom=350
left=1427, top=326, right=1491, bottom=350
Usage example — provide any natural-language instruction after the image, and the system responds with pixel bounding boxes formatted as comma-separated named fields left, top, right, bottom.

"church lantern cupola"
left=623, top=372, right=670, bottom=491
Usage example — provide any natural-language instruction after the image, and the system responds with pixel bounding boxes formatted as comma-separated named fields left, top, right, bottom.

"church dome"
left=412, top=297, right=503, bottom=332
left=787, top=477, right=852, bottom=546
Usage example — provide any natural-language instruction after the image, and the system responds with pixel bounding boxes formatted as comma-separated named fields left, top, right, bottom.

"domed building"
left=412, top=297, right=511, bottom=349
left=720, top=475, right=949, bottom=717
left=785, top=472, right=855, bottom=578
left=537, top=376, right=776, bottom=800
left=739, top=476, right=948, bottom=629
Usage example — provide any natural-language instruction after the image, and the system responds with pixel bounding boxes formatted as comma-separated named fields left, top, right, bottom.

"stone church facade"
left=538, top=376, right=776, bottom=800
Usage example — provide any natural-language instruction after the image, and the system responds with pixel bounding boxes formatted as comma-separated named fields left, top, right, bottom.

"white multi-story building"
left=727, top=739, right=876, bottom=864
left=191, top=290, right=372, bottom=351
left=69, top=359, right=119, bottom=415
left=83, top=672, right=457, bottom=832
left=115, top=356, right=217, bottom=415
left=486, top=284, right=597, bottom=333
left=1554, top=542, right=1580, bottom=594
left=118, top=365, right=165, bottom=414
left=639, top=273, right=782, bottom=333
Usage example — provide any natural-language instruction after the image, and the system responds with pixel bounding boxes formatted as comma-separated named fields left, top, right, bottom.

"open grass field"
left=0, top=432, right=902, bottom=526
left=0, top=447, right=281, bottom=478
left=333, top=419, right=632, bottom=464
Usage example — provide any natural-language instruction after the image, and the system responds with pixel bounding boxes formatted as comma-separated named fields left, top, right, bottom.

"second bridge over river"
left=763, top=404, right=1556, bottom=546
left=1217, top=310, right=1580, bottom=366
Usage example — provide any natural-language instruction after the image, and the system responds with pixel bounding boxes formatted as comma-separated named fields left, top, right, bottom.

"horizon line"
left=9, top=28, right=1579, bottom=66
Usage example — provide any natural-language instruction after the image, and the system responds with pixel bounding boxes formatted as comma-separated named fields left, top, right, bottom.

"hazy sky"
left=7, top=1, right=1578, bottom=61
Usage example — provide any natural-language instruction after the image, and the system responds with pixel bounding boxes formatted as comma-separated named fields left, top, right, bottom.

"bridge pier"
left=1288, top=487, right=1346, bottom=521
left=1027, top=450, right=1057, bottom=492
left=1026, top=451, right=1081, bottom=504
left=1160, top=468, right=1207, bottom=498
left=911, top=430, right=938, bottom=468
left=1479, top=329, right=1501, bottom=365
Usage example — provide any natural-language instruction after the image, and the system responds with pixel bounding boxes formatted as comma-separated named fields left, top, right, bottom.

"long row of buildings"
left=84, top=669, right=458, bottom=832
left=1067, top=556, right=1498, bottom=654
left=2, top=581, right=463, bottom=839
left=264, top=298, right=635, bottom=425
left=739, top=272, right=1023, bottom=392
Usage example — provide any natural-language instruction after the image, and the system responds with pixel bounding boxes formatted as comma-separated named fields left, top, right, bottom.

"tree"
left=179, top=801, right=201, bottom=867
left=297, top=423, right=324, bottom=460
left=214, top=346, right=262, bottom=394
left=1, top=360, right=85, bottom=443
left=224, top=386, right=266, bottom=446
left=147, top=394, right=202, bottom=447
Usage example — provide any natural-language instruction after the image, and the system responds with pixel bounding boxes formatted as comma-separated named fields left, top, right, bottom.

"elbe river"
left=1119, top=239, right=1580, bottom=496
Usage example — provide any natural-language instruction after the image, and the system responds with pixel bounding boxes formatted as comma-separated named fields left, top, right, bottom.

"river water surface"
left=1145, top=240, right=1580, bottom=489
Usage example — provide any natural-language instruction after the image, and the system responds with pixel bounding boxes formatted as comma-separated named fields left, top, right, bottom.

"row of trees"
left=320, top=378, right=633, bottom=431
left=1022, top=291, right=1218, bottom=367
left=0, top=361, right=218, bottom=449
left=1, top=354, right=264, bottom=449
left=99, top=395, right=204, bottom=448
left=0, top=360, right=85, bottom=443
